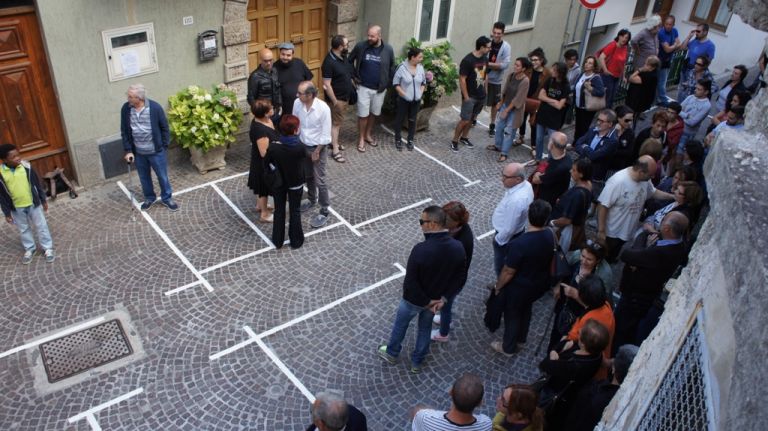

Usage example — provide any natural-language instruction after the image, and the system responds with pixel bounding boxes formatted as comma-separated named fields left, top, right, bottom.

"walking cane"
left=126, top=160, right=137, bottom=222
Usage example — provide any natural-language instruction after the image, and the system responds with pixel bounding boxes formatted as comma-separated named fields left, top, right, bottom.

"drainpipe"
left=579, top=8, right=596, bottom=62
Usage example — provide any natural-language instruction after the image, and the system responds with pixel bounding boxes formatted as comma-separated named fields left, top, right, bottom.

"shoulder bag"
left=584, top=77, right=606, bottom=111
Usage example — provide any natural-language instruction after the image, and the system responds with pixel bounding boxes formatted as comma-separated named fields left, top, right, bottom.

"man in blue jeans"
left=121, top=83, right=178, bottom=212
left=377, top=206, right=466, bottom=374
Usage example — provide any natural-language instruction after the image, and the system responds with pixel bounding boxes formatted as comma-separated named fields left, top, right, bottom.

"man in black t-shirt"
left=450, top=36, right=491, bottom=152
left=275, top=42, right=313, bottom=121
left=322, top=35, right=354, bottom=162
left=532, top=131, right=572, bottom=206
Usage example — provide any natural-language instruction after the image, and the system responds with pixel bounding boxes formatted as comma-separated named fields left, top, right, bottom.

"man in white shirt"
left=597, top=155, right=674, bottom=262
left=293, top=81, right=332, bottom=228
left=491, top=162, right=534, bottom=276
left=411, top=373, right=492, bottom=431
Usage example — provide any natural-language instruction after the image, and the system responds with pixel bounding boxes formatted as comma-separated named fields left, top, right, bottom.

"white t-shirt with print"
left=598, top=167, right=656, bottom=241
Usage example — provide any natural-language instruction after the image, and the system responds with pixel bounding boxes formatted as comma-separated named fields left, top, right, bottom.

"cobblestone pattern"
left=1, top=106, right=565, bottom=430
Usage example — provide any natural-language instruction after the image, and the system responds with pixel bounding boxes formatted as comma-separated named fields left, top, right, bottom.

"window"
left=416, top=0, right=453, bottom=43
left=496, top=0, right=538, bottom=30
left=633, top=0, right=651, bottom=20
left=691, top=0, right=732, bottom=31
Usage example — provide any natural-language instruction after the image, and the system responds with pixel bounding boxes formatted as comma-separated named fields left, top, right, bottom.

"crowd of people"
left=2, top=13, right=762, bottom=431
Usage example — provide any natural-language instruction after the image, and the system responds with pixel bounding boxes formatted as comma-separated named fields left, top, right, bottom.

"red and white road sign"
left=580, top=0, right=607, bottom=9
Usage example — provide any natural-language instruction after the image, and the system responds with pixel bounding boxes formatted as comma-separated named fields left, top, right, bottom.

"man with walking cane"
left=121, top=83, right=179, bottom=212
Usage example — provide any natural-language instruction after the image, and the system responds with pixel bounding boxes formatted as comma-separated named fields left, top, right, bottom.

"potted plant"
left=168, top=84, right=243, bottom=174
left=385, top=38, right=459, bottom=131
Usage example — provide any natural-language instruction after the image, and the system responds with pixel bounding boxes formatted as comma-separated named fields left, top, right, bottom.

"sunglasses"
left=419, top=218, right=429, bottom=225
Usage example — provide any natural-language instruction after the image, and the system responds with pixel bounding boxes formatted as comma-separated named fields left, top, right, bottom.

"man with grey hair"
left=531, top=131, right=572, bottom=206
left=121, top=83, right=178, bottom=211
left=349, top=24, right=395, bottom=152
left=307, top=392, right=368, bottom=431
left=490, top=162, right=533, bottom=277
left=630, top=15, right=662, bottom=72
left=564, top=344, right=639, bottom=431
left=574, top=108, right=619, bottom=182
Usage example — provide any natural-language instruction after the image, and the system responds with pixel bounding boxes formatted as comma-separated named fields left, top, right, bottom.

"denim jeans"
left=134, top=150, right=173, bottom=202
left=492, top=238, right=510, bottom=277
left=535, top=124, right=555, bottom=161
left=494, top=105, right=518, bottom=155
left=12, top=205, right=53, bottom=252
left=384, top=298, right=435, bottom=367
left=676, top=132, right=695, bottom=156
left=438, top=291, right=462, bottom=337
left=657, top=67, right=671, bottom=104
left=601, top=74, right=618, bottom=108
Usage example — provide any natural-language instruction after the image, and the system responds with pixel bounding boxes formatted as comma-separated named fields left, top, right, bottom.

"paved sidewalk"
left=2, top=105, right=557, bottom=430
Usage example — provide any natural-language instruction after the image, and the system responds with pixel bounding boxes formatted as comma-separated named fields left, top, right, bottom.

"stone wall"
left=598, top=34, right=768, bottom=431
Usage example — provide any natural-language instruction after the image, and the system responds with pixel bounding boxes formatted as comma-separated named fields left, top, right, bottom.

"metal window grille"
left=636, top=317, right=714, bottom=431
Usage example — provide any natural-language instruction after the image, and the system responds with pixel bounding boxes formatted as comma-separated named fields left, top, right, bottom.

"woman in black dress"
left=625, top=55, right=660, bottom=121
left=248, top=99, right=279, bottom=223
left=265, top=115, right=306, bottom=249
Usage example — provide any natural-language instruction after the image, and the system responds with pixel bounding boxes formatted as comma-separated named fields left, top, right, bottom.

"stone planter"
left=399, top=105, right=436, bottom=132
left=189, top=145, right=227, bottom=174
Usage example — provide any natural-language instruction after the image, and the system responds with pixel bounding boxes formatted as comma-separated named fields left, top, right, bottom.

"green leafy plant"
left=168, top=84, right=243, bottom=153
left=402, top=38, right=459, bottom=107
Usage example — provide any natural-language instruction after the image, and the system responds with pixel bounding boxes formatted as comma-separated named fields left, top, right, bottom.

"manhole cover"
left=39, top=319, right=133, bottom=383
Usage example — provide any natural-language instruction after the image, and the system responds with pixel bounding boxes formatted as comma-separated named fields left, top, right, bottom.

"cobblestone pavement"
left=1, top=104, right=612, bottom=431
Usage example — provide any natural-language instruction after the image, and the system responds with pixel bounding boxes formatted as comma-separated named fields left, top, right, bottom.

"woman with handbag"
left=533, top=62, right=571, bottom=162
left=265, top=115, right=306, bottom=249
left=248, top=99, right=279, bottom=223
left=573, top=56, right=605, bottom=142
left=597, top=29, right=631, bottom=108
left=392, top=47, right=426, bottom=151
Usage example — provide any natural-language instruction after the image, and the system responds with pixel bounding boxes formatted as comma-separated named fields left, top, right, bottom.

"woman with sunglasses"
left=607, top=105, right=635, bottom=172
left=597, top=28, right=631, bottom=107
left=492, top=384, right=544, bottom=431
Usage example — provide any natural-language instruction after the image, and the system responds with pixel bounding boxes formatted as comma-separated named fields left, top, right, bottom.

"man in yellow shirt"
left=0, top=144, right=54, bottom=264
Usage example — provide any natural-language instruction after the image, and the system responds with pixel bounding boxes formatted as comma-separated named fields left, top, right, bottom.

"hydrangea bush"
left=168, top=84, right=242, bottom=153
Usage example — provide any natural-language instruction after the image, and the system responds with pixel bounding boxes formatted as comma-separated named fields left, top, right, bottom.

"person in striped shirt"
left=411, top=374, right=492, bottom=431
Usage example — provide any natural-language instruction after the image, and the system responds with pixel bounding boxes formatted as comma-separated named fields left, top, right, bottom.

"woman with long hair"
left=515, top=48, right=550, bottom=147
left=487, top=57, right=531, bottom=162
left=573, top=56, right=605, bottom=142
left=597, top=28, right=631, bottom=107
left=533, top=62, right=570, bottom=162
left=431, top=201, right=474, bottom=342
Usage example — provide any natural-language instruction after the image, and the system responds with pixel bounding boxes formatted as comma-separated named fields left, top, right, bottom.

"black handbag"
left=263, top=159, right=283, bottom=191
left=348, top=87, right=358, bottom=105
left=550, top=229, right=571, bottom=285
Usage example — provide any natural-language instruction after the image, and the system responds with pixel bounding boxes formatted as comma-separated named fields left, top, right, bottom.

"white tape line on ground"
left=174, top=171, right=249, bottom=196
left=209, top=328, right=259, bottom=361
left=256, top=263, right=406, bottom=339
left=0, top=316, right=106, bottom=359
left=200, top=245, right=274, bottom=275
left=352, top=199, right=432, bottom=229
left=290, top=221, right=344, bottom=244
left=164, top=280, right=205, bottom=296
left=326, top=206, right=362, bottom=237
left=117, top=181, right=213, bottom=292
left=68, top=387, right=144, bottom=426
left=451, top=105, right=489, bottom=128
left=85, top=415, right=102, bottom=431
left=255, top=338, right=316, bottom=403
left=476, top=230, right=495, bottom=241
left=211, top=184, right=275, bottom=248
left=380, top=125, right=479, bottom=187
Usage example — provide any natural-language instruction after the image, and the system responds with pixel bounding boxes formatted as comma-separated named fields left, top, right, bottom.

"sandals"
left=498, top=155, right=508, bottom=163
left=365, top=138, right=378, bottom=147
left=331, top=152, right=346, bottom=163
left=513, top=135, right=524, bottom=146
left=486, top=144, right=500, bottom=152
left=357, top=144, right=366, bottom=153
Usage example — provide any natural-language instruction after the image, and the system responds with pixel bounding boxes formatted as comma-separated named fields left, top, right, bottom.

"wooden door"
left=0, top=7, right=72, bottom=180
left=247, top=0, right=327, bottom=91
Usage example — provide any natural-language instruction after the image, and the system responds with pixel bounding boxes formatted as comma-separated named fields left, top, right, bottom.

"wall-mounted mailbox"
left=102, top=23, right=159, bottom=82
left=198, top=30, right=218, bottom=62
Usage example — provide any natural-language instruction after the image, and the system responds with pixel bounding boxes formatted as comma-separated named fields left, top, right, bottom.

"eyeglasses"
left=621, top=117, right=633, bottom=122
left=419, top=218, right=429, bottom=225
left=595, top=118, right=609, bottom=124
left=502, top=172, right=521, bottom=180
left=695, top=62, right=705, bottom=66
left=262, top=59, right=274, bottom=63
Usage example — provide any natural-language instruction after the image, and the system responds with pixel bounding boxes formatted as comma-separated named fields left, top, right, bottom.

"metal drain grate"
left=39, top=319, right=133, bottom=383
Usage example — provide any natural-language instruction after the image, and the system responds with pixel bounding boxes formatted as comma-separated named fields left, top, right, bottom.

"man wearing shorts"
left=349, top=24, right=395, bottom=152
left=486, top=22, right=511, bottom=137
left=322, top=34, right=354, bottom=163
left=451, top=36, right=491, bottom=152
